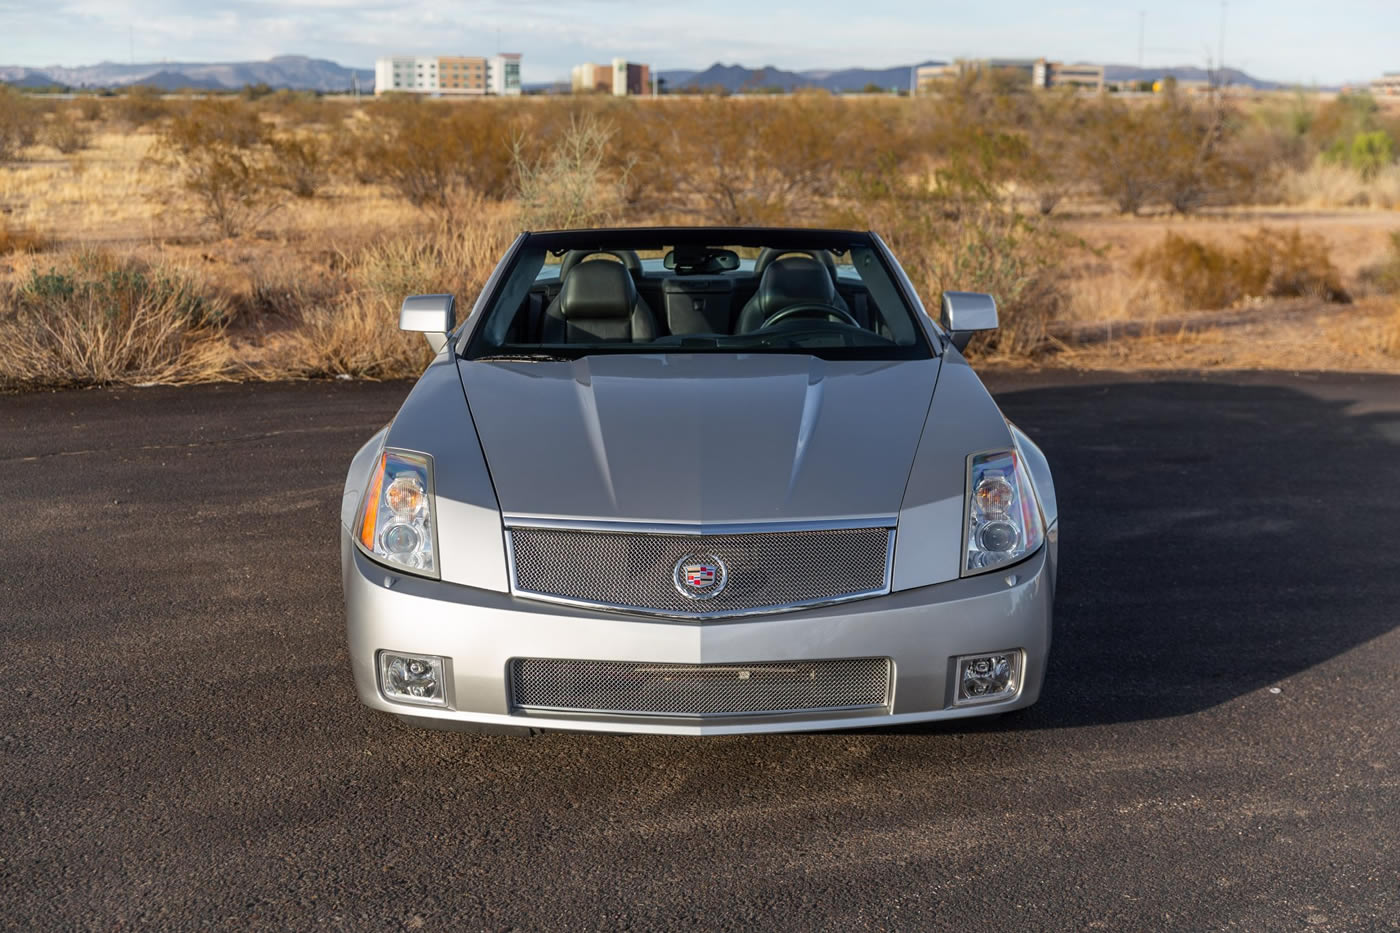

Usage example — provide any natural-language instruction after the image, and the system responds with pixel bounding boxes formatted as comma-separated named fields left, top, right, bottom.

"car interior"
left=497, top=246, right=907, bottom=349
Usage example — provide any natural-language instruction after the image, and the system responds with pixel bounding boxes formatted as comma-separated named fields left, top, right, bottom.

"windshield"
left=463, top=232, right=932, bottom=362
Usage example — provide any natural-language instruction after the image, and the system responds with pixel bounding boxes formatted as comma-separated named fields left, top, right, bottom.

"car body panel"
left=378, top=353, right=510, bottom=593
left=341, top=227, right=1057, bottom=734
left=343, top=535, right=1052, bottom=735
left=458, top=353, right=940, bottom=526
left=892, top=353, right=1019, bottom=591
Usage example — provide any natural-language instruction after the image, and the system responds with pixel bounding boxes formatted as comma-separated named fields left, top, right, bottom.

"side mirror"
left=940, top=291, right=998, bottom=352
left=399, top=294, right=456, bottom=353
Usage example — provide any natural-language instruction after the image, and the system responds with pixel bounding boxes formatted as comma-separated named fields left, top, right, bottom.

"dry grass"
left=1132, top=227, right=1348, bottom=310
left=2, top=93, right=1399, bottom=388
left=270, top=201, right=517, bottom=379
left=1050, top=298, right=1400, bottom=373
left=1062, top=264, right=1180, bottom=322
left=0, top=222, right=51, bottom=255
left=1279, top=161, right=1400, bottom=209
left=0, top=251, right=232, bottom=389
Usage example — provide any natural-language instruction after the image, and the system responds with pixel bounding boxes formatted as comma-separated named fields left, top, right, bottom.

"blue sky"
left=1, top=0, right=1395, bottom=85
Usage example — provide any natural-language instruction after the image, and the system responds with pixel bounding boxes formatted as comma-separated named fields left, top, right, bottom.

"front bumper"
left=342, top=533, right=1055, bottom=735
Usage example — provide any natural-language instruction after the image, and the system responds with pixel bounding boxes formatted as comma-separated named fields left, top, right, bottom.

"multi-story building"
left=1373, top=72, right=1400, bottom=96
left=917, top=58, right=1103, bottom=94
left=572, top=58, right=652, bottom=96
left=489, top=53, right=522, bottom=95
left=438, top=56, right=488, bottom=94
left=914, top=63, right=957, bottom=91
left=571, top=63, right=611, bottom=94
left=374, top=54, right=521, bottom=96
left=1032, top=60, right=1105, bottom=92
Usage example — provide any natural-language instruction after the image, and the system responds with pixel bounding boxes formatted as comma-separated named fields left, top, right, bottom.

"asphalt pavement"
left=0, top=369, right=1396, bottom=931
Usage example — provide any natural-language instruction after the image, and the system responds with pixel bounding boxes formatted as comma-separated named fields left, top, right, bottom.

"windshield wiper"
left=472, top=352, right=574, bottom=363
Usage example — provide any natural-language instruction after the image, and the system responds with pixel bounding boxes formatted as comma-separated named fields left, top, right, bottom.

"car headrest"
left=559, top=249, right=641, bottom=281
left=559, top=260, right=638, bottom=320
left=754, top=256, right=837, bottom=319
left=752, top=248, right=838, bottom=283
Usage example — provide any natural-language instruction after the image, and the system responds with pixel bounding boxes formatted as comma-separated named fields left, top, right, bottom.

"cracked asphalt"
left=1, top=369, right=1396, bottom=931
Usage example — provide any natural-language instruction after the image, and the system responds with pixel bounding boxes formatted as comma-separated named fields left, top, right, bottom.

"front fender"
left=1007, top=421, right=1057, bottom=529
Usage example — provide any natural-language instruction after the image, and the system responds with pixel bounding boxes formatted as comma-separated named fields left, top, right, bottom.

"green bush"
left=1330, top=131, right=1395, bottom=180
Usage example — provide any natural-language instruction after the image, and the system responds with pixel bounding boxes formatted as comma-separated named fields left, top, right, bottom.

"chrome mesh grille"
left=510, top=657, right=891, bottom=717
left=507, top=526, right=892, bottom=618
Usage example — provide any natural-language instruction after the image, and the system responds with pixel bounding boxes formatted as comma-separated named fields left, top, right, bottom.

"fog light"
left=955, top=651, right=1021, bottom=705
left=379, top=652, right=447, bottom=707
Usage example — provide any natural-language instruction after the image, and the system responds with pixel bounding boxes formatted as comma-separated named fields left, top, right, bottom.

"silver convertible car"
left=340, top=228, right=1058, bottom=735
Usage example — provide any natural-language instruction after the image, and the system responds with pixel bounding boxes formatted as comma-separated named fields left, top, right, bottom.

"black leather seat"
left=542, top=260, right=657, bottom=343
left=735, top=255, right=851, bottom=334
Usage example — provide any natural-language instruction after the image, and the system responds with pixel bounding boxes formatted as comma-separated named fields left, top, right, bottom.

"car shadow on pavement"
left=889, top=376, right=1400, bottom=734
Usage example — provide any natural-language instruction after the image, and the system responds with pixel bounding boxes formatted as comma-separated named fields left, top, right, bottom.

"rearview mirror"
left=940, top=291, right=998, bottom=352
left=664, top=247, right=740, bottom=275
left=399, top=294, right=456, bottom=353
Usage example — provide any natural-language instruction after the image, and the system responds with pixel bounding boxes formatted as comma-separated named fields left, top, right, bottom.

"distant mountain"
left=1101, top=64, right=1287, bottom=90
left=658, top=62, right=943, bottom=93
left=0, top=55, right=372, bottom=92
left=658, top=61, right=1292, bottom=94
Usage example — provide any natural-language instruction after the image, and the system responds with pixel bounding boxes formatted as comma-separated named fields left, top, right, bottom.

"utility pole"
left=1218, top=1, right=1228, bottom=77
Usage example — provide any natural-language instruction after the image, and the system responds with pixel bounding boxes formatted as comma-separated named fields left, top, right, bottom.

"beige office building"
left=374, top=54, right=521, bottom=96
left=1033, top=60, right=1105, bottom=92
left=572, top=58, right=652, bottom=96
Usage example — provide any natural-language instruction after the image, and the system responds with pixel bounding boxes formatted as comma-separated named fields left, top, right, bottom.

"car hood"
left=457, top=353, right=940, bottom=525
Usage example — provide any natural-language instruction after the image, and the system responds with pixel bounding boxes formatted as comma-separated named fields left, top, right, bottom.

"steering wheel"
left=760, top=302, right=861, bottom=330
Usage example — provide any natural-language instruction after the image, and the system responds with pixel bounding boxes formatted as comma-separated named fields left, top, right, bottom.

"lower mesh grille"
left=509, top=657, right=891, bottom=717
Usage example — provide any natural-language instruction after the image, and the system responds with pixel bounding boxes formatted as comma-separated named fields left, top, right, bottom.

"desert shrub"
left=1308, top=93, right=1379, bottom=156
left=1078, top=93, right=1238, bottom=214
left=263, top=90, right=334, bottom=127
left=165, top=98, right=266, bottom=149
left=75, top=96, right=104, bottom=122
left=1359, top=232, right=1400, bottom=295
left=0, top=87, right=39, bottom=160
left=276, top=204, right=516, bottom=378
left=266, top=133, right=328, bottom=198
left=1379, top=305, right=1400, bottom=358
left=514, top=111, right=623, bottom=228
left=115, top=85, right=168, bottom=127
left=1324, top=130, right=1396, bottom=180
left=41, top=113, right=92, bottom=154
left=834, top=159, right=1066, bottom=357
left=0, top=222, right=51, bottom=255
left=1133, top=228, right=1348, bottom=310
left=154, top=99, right=279, bottom=236
left=355, top=97, right=516, bottom=213
left=1021, top=91, right=1090, bottom=214
left=639, top=94, right=889, bottom=224
left=1077, top=100, right=1162, bottom=214
left=0, top=251, right=230, bottom=388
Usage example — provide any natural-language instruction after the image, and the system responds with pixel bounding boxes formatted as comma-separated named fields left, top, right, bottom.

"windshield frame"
left=458, top=227, right=939, bottom=362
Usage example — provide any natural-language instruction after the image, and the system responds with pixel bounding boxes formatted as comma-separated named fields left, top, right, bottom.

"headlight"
left=963, top=449, right=1043, bottom=575
left=357, top=448, right=438, bottom=578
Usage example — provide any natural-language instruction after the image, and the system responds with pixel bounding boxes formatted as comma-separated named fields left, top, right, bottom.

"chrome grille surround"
left=509, top=657, right=892, bottom=717
left=504, top=519, right=896, bottom=620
